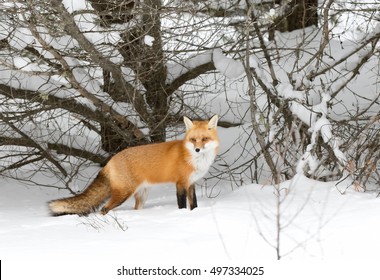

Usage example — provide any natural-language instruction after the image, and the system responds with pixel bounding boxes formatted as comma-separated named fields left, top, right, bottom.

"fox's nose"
left=195, top=148, right=200, bottom=153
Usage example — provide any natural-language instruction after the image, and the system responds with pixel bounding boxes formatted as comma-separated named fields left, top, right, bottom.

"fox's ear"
left=183, top=116, right=193, bottom=130
left=208, top=115, right=218, bottom=130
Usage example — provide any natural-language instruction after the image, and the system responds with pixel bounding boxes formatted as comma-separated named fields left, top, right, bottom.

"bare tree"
left=201, top=0, right=380, bottom=189
left=0, top=0, right=379, bottom=191
left=0, top=0, right=220, bottom=185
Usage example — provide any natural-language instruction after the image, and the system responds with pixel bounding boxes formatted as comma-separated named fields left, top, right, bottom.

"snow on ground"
left=1, top=173, right=380, bottom=279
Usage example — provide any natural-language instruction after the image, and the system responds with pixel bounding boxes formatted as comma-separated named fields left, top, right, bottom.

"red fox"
left=48, top=115, right=219, bottom=216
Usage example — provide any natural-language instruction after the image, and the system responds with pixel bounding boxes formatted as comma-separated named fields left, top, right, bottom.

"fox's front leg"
left=176, top=185, right=187, bottom=209
left=188, top=184, right=197, bottom=210
left=176, top=184, right=197, bottom=210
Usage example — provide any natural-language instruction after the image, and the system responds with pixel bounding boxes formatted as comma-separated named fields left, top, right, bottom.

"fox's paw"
left=100, top=207, right=109, bottom=215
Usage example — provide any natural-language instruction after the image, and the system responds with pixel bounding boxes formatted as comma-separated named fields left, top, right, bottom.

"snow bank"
left=1, top=174, right=379, bottom=263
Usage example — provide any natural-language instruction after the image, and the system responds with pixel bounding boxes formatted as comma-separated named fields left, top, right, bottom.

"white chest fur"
left=186, top=141, right=218, bottom=185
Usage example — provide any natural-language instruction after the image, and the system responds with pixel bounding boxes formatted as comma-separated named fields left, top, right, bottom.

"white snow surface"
left=1, top=172, right=380, bottom=278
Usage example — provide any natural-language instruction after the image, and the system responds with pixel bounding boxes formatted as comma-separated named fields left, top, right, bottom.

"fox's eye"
left=202, top=137, right=209, bottom=142
left=190, top=138, right=196, bottom=142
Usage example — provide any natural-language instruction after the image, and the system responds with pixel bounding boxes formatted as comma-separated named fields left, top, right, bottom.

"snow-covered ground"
left=1, top=173, right=380, bottom=279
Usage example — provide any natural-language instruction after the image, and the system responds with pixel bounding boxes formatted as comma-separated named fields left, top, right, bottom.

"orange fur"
left=48, top=115, right=219, bottom=216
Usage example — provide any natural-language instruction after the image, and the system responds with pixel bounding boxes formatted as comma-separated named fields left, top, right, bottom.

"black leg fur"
left=176, top=188, right=187, bottom=209
left=188, top=185, right=198, bottom=210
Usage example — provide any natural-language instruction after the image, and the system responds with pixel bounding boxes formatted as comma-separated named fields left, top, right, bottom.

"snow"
left=1, top=173, right=380, bottom=278
left=166, top=48, right=245, bottom=84
left=212, top=48, right=245, bottom=79
left=62, top=0, right=88, bottom=13
left=166, top=51, right=213, bottom=83
left=8, top=27, right=34, bottom=50
left=277, top=82, right=306, bottom=102
left=144, top=35, right=155, bottom=47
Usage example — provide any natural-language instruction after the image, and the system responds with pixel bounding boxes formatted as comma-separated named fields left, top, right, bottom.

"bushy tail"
left=48, top=172, right=111, bottom=216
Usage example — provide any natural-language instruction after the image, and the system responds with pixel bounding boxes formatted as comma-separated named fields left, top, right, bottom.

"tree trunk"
left=119, top=0, right=168, bottom=143
left=89, top=0, right=169, bottom=150
left=269, top=0, right=318, bottom=40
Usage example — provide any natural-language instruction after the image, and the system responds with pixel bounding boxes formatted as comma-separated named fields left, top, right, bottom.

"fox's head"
left=183, top=115, right=219, bottom=155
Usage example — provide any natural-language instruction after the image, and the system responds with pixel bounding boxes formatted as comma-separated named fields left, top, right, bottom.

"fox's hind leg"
left=101, top=188, right=133, bottom=215
left=134, top=188, right=149, bottom=210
